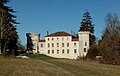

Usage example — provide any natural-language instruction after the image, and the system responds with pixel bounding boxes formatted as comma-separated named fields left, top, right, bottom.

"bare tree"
left=99, top=13, right=120, bottom=65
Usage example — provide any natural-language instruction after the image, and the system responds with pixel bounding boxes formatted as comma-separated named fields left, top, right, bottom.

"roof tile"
left=46, top=31, right=72, bottom=37
left=72, top=38, right=79, bottom=41
left=39, top=40, right=45, bottom=42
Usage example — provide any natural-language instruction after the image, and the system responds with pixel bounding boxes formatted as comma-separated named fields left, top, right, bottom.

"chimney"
left=71, top=30, right=73, bottom=35
left=47, top=31, right=49, bottom=36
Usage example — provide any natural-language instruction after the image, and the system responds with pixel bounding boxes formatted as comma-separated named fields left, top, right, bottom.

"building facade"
left=26, top=31, right=89, bottom=59
left=26, top=33, right=40, bottom=54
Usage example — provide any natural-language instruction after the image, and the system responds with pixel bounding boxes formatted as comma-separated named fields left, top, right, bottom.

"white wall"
left=38, top=31, right=89, bottom=59
left=78, top=31, right=89, bottom=57
left=38, top=42, right=46, bottom=54
left=42, top=36, right=79, bottom=59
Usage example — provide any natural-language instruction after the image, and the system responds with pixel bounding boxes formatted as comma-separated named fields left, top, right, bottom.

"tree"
left=86, top=46, right=98, bottom=60
left=6, top=25, right=18, bottom=55
left=26, top=33, right=33, bottom=54
left=79, top=10, right=96, bottom=46
left=79, top=11, right=97, bottom=59
left=0, top=0, right=19, bottom=55
left=79, top=11, right=94, bottom=33
left=17, top=39, right=25, bottom=51
left=99, top=13, right=120, bottom=65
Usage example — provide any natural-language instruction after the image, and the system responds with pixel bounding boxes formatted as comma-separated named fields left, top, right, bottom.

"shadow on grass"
left=27, top=54, right=56, bottom=60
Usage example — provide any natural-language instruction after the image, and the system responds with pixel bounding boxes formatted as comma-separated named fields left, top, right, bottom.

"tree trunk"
left=3, top=42, right=7, bottom=56
left=0, top=41, right=1, bottom=54
left=0, top=9, right=3, bottom=55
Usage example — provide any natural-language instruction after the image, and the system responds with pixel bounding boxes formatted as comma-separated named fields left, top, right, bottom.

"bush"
left=85, top=45, right=99, bottom=60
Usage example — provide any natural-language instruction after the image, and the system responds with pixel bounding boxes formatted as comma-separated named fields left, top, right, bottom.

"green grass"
left=0, top=55, right=71, bottom=76
left=28, top=54, right=120, bottom=76
left=0, top=55, right=120, bottom=76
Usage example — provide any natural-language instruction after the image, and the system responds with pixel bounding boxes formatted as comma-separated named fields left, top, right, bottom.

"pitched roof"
left=46, top=31, right=72, bottom=37
left=72, top=38, right=79, bottom=41
left=39, top=40, right=45, bottom=42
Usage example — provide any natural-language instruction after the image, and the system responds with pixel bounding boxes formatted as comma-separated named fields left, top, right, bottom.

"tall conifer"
left=0, top=0, right=19, bottom=55
left=79, top=11, right=95, bottom=46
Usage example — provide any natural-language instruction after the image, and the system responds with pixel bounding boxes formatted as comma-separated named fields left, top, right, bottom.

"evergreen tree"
left=79, top=11, right=97, bottom=59
left=0, top=0, right=19, bottom=55
left=79, top=11, right=95, bottom=46
left=79, top=11, right=94, bottom=33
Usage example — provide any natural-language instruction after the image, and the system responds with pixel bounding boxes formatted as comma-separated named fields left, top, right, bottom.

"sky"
left=7, top=0, right=120, bottom=45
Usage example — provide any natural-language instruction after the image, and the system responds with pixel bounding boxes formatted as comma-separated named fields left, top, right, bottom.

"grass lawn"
left=0, top=55, right=120, bottom=76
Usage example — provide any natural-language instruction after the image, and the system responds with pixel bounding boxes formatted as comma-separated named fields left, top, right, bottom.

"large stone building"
left=26, top=31, right=89, bottom=59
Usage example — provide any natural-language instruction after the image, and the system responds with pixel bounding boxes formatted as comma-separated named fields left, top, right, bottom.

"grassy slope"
left=0, top=55, right=120, bottom=76
left=0, top=56, right=71, bottom=76
left=29, top=55, right=120, bottom=76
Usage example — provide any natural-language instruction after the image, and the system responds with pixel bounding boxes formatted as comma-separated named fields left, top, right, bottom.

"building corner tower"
left=78, top=31, right=89, bottom=58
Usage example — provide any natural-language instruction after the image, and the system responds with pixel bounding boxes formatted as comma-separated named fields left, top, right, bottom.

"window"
left=62, top=50, right=64, bottom=53
left=62, top=43, right=64, bottom=47
left=57, top=43, right=59, bottom=47
left=41, top=44, right=43, bottom=47
left=84, top=48, right=86, bottom=52
left=37, top=45, right=39, bottom=51
left=48, top=50, right=50, bottom=54
left=85, top=42, right=87, bottom=46
left=48, top=38, right=49, bottom=41
left=52, top=43, right=54, bottom=47
left=74, top=43, right=77, bottom=46
left=57, top=50, right=59, bottom=54
left=67, top=43, right=69, bottom=47
left=52, top=38, right=54, bottom=41
left=48, top=43, right=50, bottom=47
left=57, top=38, right=59, bottom=40
left=74, top=49, right=77, bottom=53
left=52, top=50, right=54, bottom=54
left=67, top=49, right=69, bottom=54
